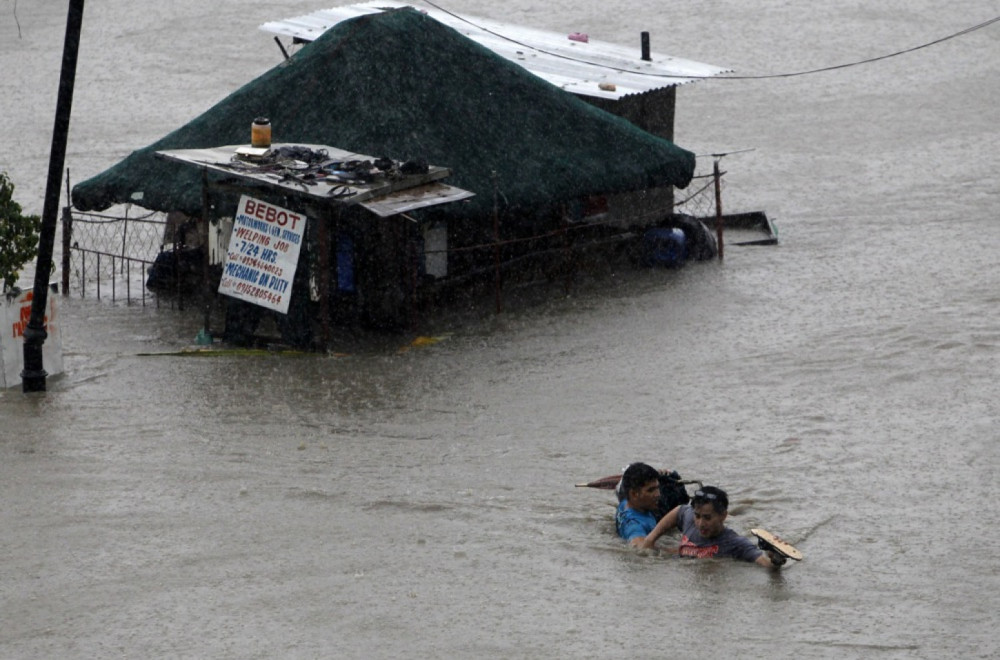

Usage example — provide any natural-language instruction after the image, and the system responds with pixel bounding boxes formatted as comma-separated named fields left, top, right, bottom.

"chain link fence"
left=674, top=171, right=723, bottom=219
left=60, top=167, right=756, bottom=316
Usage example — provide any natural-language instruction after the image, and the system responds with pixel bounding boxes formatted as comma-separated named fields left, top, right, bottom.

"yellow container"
left=251, top=117, right=271, bottom=148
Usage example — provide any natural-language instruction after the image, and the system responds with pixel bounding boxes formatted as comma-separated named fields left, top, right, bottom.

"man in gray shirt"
left=639, top=486, right=786, bottom=568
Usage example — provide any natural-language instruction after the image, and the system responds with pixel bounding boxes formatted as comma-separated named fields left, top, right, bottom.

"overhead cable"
left=417, top=1, right=1000, bottom=81
left=714, top=13, right=1000, bottom=79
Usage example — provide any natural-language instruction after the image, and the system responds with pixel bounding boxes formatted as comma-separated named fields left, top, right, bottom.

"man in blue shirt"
left=614, top=463, right=663, bottom=547
left=640, top=486, right=786, bottom=568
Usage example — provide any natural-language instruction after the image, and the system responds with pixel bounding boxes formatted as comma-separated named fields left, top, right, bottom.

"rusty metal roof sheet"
left=260, top=2, right=730, bottom=100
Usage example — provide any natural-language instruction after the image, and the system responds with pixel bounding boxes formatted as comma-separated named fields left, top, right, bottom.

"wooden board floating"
left=750, top=528, right=803, bottom=561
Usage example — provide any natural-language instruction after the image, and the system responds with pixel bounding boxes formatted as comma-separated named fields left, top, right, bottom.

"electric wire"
left=417, top=0, right=1000, bottom=81
left=715, top=13, right=1000, bottom=79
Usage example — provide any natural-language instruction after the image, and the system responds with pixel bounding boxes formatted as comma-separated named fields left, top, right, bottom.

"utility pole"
left=22, top=0, right=85, bottom=392
left=713, top=159, right=724, bottom=262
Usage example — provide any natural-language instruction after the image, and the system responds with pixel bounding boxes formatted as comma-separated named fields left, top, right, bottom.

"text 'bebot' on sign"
left=241, top=198, right=304, bottom=230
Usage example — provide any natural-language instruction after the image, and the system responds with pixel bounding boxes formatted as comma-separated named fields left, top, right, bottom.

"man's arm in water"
left=637, top=506, right=681, bottom=550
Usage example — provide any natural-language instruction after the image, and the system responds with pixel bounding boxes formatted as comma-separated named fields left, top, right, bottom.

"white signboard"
left=1, top=288, right=63, bottom=389
left=218, top=196, right=307, bottom=314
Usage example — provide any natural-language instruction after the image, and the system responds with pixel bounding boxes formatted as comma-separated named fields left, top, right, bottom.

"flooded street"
left=2, top=1, right=999, bottom=658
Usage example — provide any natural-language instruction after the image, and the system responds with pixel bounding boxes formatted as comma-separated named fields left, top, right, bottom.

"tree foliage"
left=0, top=171, right=41, bottom=293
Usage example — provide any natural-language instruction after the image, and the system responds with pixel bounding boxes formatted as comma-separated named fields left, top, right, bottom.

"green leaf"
left=0, top=171, right=41, bottom=293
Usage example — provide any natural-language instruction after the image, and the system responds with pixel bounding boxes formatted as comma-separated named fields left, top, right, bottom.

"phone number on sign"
left=230, top=280, right=284, bottom=306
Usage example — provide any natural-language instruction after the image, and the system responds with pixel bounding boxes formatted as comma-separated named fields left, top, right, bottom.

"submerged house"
left=72, top=7, right=724, bottom=345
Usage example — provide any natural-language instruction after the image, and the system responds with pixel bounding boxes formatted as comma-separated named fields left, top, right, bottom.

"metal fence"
left=675, top=171, right=723, bottom=219
left=59, top=169, right=733, bottom=309
left=62, top=206, right=169, bottom=306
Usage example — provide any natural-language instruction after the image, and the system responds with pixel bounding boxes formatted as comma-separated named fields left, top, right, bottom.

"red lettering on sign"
left=10, top=313, right=48, bottom=339
left=242, top=198, right=302, bottom=231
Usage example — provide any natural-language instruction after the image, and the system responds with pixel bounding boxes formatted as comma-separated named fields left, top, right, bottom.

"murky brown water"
left=3, top=1, right=999, bottom=658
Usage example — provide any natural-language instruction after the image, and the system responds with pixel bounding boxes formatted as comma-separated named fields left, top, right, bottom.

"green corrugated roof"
left=72, top=7, right=695, bottom=219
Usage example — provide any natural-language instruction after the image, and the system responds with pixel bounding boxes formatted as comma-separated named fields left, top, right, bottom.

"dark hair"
left=691, top=485, right=728, bottom=513
left=619, top=462, right=660, bottom=501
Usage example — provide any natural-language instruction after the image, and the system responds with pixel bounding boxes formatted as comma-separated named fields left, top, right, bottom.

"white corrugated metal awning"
left=260, top=2, right=731, bottom=100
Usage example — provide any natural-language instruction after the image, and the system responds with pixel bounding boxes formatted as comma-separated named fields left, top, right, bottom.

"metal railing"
left=62, top=206, right=170, bottom=306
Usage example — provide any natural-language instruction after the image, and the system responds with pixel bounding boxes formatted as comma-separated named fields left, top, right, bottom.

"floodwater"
left=2, top=1, right=999, bottom=658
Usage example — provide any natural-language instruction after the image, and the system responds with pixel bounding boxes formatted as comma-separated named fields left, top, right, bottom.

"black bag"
left=656, top=470, right=690, bottom=518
